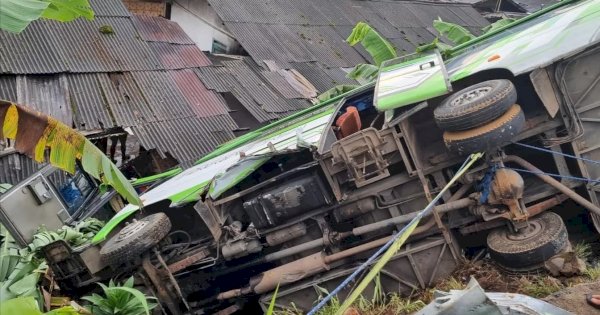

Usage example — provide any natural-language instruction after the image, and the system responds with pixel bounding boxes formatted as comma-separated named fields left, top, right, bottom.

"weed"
left=573, top=242, right=592, bottom=260
left=388, top=294, right=426, bottom=315
left=584, top=264, right=600, bottom=281
left=519, top=276, right=563, bottom=298
left=436, top=277, right=464, bottom=292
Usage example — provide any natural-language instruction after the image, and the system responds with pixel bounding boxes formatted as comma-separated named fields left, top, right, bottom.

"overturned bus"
left=1, top=0, right=599, bottom=313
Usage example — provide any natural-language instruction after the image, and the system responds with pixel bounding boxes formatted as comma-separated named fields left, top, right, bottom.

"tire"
left=100, top=213, right=171, bottom=265
left=443, top=104, right=524, bottom=155
left=434, top=79, right=517, bottom=131
left=487, top=212, right=568, bottom=269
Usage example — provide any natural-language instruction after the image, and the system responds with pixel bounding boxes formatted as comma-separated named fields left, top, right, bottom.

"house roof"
left=208, top=0, right=488, bottom=71
left=0, top=0, right=314, bottom=184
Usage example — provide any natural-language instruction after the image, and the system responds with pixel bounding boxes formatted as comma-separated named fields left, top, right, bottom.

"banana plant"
left=0, top=100, right=141, bottom=206
left=0, top=0, right=94, bottom=33
left=346, top=22, right=397, bottom=82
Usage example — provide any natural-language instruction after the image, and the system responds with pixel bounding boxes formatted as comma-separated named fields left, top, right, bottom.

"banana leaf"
left=0, top=100, right=141, bottom=206
left=482, top=18, right=516, bottom=34
left=433, top=18, right=475, bottom=45
left=346, top=63, right=380, bottom=82
left=346, top=22, right=396, bottom=66
left=317, top=84, right=360, bottom=102
left=0, top=0, right=93, bottom=33
left=0, top=296, right=43, bottom=315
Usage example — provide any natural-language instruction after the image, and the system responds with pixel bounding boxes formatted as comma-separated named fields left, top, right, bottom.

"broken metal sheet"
left=415, top=278, right=571, bottom=315
left=208, top=155, right=271, bottom=199
left=67, top=74, right=115, bottom=131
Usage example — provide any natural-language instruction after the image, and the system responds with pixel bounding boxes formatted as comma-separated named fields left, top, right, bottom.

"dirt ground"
left=544, top=281, right=600, bottom=315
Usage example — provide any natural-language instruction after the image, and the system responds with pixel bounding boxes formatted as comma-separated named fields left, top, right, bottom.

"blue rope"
left=307, top=157, right=473, bottom=315
left=478, top=164, right=497, bottom=203
left=502, top=166, right=600, bottom=185
left=514, top=142, right=600, bottom=166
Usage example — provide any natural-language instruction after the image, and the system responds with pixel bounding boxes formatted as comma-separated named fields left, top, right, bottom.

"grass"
left=518, top=276, right=563, bottom=298
left=270, top=257, right=600, bottom=314
left=584, top=264, right=600, bottom=281
left=573, top=242, right=592, bottom=260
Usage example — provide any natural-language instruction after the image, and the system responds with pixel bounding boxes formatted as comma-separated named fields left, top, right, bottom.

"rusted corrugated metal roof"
left=260, top=71, right=305, bottom=99
left=149, top=42, right=211, bottom=69
left=90, top=0, right=131, bottom=17
left=98, top=72, right=155, bottom=126
left=0, top=21, right=66, bottom=74
left=208, top=0, right=487, bottom=73
left=132, top=116, right=226, bottom=162
left=0, top=153, right=43, bottom=185
left=49, top=17, right=162, bottom=72
left=16, top=75, right=72, bottom=125
left=131, top=71, right=193, bottom=121
left=68, top=74, right=115, bottom=131
left=169, top=69, right=232, bottom=118
left=132, top=15, right=195, bottom=44
left=290, top=62, right=341, bottom=93
left=0, top=76, right=16, bottom=101
left=194, top=67, right=235, bottom=93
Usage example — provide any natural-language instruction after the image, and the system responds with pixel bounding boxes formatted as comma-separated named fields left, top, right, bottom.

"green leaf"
left=44, top=306, right=81, bottom=315
left=346, top=63, right=380, bottom=82
left=317, top=84, right=360, bottom=102
left=41, top=0, right=94, bottom=22
left=482, top=18, right=516, bottom=34
left=0, top=0, right=94, bottom=33
left=105, top=286, right=153, bottom=315
left=266, top=283, right=279, bottom=315
left=0, top=0, right=50, bottom=33
left=0, top=297, right=43, bottom=315
left=433, top=18, right=475, bottom=45
left=346, top=22, right=397, bottom=66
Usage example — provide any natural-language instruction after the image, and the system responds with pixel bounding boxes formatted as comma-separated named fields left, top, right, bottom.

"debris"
left=545, top=251, right=587, bottom=277
left=415, top=277, right=572, bottom=315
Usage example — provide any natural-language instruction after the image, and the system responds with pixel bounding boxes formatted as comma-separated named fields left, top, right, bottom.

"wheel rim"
left=118, top=220, right=148, bottom=241
left=506, top=220, right=544, bottom=241
left=451, top=86, right=492, bottom=107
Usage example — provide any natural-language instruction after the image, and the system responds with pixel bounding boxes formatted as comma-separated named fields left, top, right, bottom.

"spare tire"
left=443, top=104, right=524, bottom=155
left=487, top=212, right=568, bottom=269
left=434, top=79, right=517, bottom=131
left=100, top=213, right=171, bottom=265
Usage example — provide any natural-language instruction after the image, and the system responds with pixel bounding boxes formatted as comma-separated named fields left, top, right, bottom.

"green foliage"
left=0, top=0, right=94, bottom=33
left=41, top=0, right=94, bottom=22
left=0, top=225, right=45, bottom=304
left=1, top=219, right=104, bottom=305
left=317, top=84, right=359, bottom=102
left=572, top=242, right=592, bottom=260
left=432, top=18, right=475, bottom=45
left=266, top=283, right=280, bottom=315
left=387, top=294, right=426, bottom=315
left=346, top=63, right=380, bottom=82
left=482, top=18, right=516, bottom=34
left=346, top=21, right=397, bottom=66
left=44, top=306, right=83, bottom=315
left=519, top=276, right=562, bottom=298
left=0, top=296, right=44, bottom=315
left=82, top=277, right=156, bottom=315
left=584, top=264, right=600, bottom=281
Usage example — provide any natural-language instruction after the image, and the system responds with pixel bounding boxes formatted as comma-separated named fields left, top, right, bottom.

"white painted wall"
left=171, top=0, right=239, bottom=53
